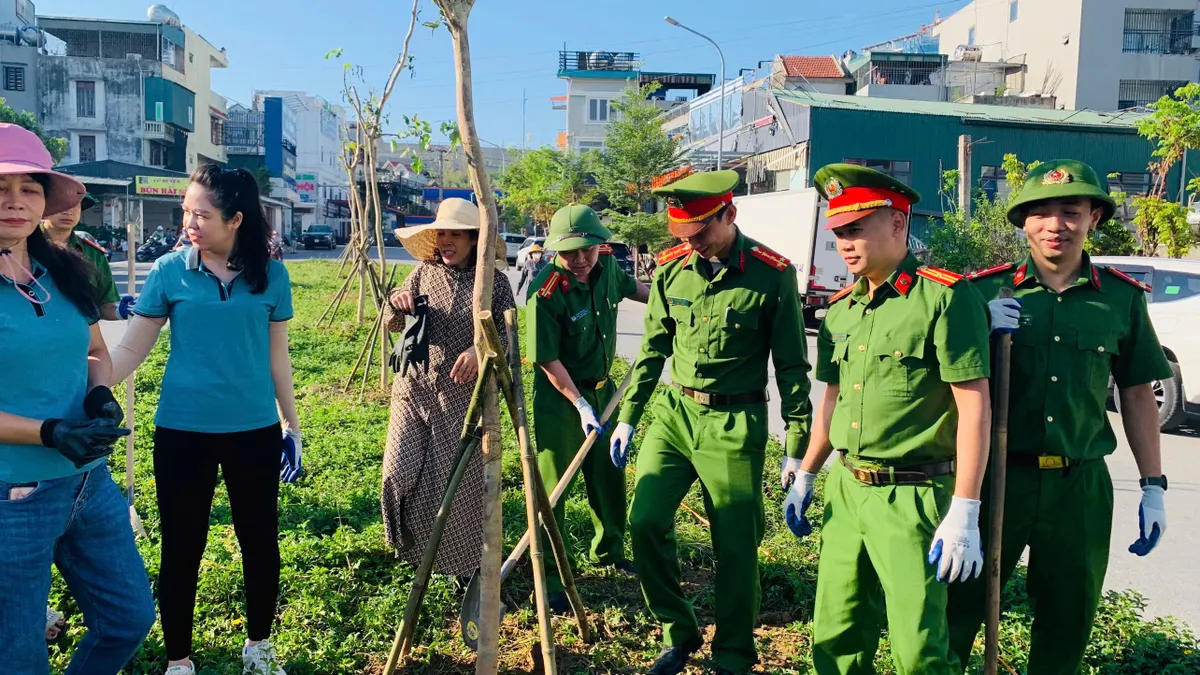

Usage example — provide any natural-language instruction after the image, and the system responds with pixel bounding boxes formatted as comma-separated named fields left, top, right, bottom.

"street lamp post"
left=665, top=16, right=725, bottom=171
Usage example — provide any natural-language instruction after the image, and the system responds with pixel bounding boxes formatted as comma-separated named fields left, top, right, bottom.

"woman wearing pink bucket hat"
left=0, top=122, right=155, bottom=675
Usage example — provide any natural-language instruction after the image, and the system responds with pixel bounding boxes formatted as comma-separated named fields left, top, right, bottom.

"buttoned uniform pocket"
left=720, top=308, right=761, bottom=355
left=668, top=304, right=694, bottom=348
left=1077, top=331, right=1119, bottom=394
left=566, top=310, right=596, bottom=337
left=874, top=333, right=929, bottom=398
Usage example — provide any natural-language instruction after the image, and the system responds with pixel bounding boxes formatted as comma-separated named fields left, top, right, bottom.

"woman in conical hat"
left=382, top=197, right=515, bottom=575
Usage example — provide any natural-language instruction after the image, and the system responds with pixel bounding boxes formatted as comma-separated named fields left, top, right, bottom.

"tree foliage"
left=1, top=97, right=68, bottom=164
left=1130, top=82, right=1200, bottom=258
left=494, top=147, right=596, bottom=230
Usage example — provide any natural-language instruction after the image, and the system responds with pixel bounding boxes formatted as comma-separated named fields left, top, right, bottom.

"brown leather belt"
left=676, top=385, right=768, bottom=407
left=838, top=451, right=956, bottom=486
left=576, top=378, right=609, bottom=391
left=1007, top=454, right=1091, bottom=470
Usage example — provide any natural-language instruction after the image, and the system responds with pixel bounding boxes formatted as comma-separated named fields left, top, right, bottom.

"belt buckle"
left=853, top=467, right=879, bottom=486
left=1038, top=455, right=1066, bottom=470
left=594, top=379, right=607, bottom=391
left=693, top=390, right=712, bottom=405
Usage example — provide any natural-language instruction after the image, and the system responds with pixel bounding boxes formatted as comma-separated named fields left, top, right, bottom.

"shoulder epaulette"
left=749, top=245, right=790, bottom=271
left=1103, top=265, right=1151, bottom=293
left=657, top=243, right=691, bottom=266
left=965, top=262, right=1014, bottom=281
left=829, top=285, right=854, bottom=304
left=79, top=237, right=107, bottom=255
left=599, top=243, right=613, bottom=255
left=916, top=266, right=963, bottom=287
left=537, top=270, right=565, bottom=299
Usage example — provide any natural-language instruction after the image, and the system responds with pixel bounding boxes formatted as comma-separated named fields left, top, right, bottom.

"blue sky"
left=40, top=0, right=972, bottom=147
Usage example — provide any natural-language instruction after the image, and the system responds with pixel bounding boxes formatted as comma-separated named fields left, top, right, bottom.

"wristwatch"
left=1139, top=475, right=1168, bottom=491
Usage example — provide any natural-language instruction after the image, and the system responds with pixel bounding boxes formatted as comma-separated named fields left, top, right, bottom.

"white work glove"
left=927, top=496, right=983, bottom=583
left=610, top=422, right=634, bottom=469
left=783, top=469, right=819, bottom=538
left=1128, top=485, right=1166, bottom=556
left=280, top=429, right=303, bottom=483
left=780, top=456, right=804, bottom=490
left=988, top=297, right=1021, bottom=335
left=573, top=396, right=602, bottom=437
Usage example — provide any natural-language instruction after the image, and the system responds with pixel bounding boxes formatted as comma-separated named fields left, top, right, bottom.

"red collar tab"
left=537, top=270, right=564, bottom=299
left=915, top=266, right=963, bottom=288
left=966, top=262, right=1015, bottom=281
left=750, top=245, right=791, bottom=271
left=666, top=191, right=734, bottom=224
left=599, top=243, right=613, bottom=255
left=657, top=242, right=691, bottom=266
left=1013, top=264, right=1028, bottom=286
left=894, top=270, right=914, bottom=296
left=1091, top=265, right=1102, bottom=290
left=1104, top=265, right=1151, bottom=292
left=825, top=185, right=912, bottom=219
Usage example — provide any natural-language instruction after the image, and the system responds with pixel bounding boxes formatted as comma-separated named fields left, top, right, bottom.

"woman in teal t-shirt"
left=110, top=165, right=301, bottom=675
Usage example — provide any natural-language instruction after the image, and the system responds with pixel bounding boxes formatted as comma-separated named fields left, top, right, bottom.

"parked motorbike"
left=136, top=239, right=174, bottom=262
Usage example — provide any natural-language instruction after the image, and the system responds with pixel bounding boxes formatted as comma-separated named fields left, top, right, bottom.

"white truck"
left=733, top=188, right=849, bottom=326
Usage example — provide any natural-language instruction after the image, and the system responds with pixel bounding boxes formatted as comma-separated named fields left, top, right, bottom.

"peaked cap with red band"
left=814, top=163, right=922, bottom=230
left=652, top=169, right=740, bottom=238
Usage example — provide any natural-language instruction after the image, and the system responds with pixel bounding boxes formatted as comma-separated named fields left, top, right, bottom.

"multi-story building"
left=554, top=49, right=714, bottom=153
left=1, top=0, right=39, bottom=117
left=224, top=95, right=300, bottom=234
left=36, top=8, right=228, bottom=172
left=254, top=90, right=349, bottom=232
left=934, top=0, right=1200, bottom=111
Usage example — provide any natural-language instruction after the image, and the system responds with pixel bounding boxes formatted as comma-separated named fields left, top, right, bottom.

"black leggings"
left=153, top=424, right=281, bottom=660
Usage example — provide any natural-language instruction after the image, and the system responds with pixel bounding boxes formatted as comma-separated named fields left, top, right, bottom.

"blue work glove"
left=988, top=297, right=1021, bottom=335
left=118, top=295, right=137, bottom=320
left=1128, top=485, right=1166, bottom=556
left=280, top=429, right=303, bottom=483
left=783, top=469, right=818, bottom=537
left=610, top=422, right=634, bottom=470
left=573, top=396, right=602, bottom=437
left=928, top=497, right=984, bottom=583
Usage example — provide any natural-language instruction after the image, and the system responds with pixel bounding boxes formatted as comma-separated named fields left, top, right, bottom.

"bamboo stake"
left=383, top=359, right=495, bottom=674
left=500, top=309, right=556, bottom=672
left=124, top=219, right=145, bottom=538
left=479, top=313, right=590, bottom=645
left=985, top=288, right=1015, bottom=675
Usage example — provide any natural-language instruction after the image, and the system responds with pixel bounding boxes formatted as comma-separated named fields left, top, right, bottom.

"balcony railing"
left=559, top=50, right=638, bottom=72
left=1122, top=10, right=1197, bottom=54
left=144, top=120, right=175, bottom=143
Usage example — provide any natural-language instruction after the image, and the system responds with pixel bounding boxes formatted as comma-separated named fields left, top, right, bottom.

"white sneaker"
left=243, top=639, right=287, bottom=675
left=164, top=664, right=195, bottom=675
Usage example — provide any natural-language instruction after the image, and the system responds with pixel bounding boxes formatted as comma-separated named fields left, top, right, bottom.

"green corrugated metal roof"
left=773, top=90, right=1149, bottom=129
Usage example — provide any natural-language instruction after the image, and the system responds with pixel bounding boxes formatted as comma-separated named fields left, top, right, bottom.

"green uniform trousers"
left=629, top=389, right=768, bottom=674
left=533, top=377, right=627, bottom=593
left=813, top=460, right=959, bottom=675
left=946, top=459, right=1113, bottom=675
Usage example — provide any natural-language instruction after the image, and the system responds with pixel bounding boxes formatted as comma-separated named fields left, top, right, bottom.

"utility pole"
left=958, top=134, right=972, bottom=222
left=521, top=88, right=527, bottom=152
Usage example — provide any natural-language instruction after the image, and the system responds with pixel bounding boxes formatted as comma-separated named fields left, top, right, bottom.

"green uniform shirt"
left=618, top=230, right=813, bottom=457
left=969, top=254, right=1172, bottom=460
left=816, top=253, right=991, bottom=465
left=70, top=233, right=119, bottom=305
left=527, top=253, right=639, bottom=383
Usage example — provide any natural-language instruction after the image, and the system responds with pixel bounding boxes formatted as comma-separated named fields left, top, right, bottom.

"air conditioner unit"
left=953, top=45, right=983, bottom=62
left=127, top=53, right=142, bottom=60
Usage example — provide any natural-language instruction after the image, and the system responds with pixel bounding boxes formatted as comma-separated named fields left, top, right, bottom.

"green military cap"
left=80, top=193, right=97, bottom=211
left=546, top=204, right=612, bottom=252
left=1006, top=159, right=1116, bottom=227
left=652, top=169, right=739, bottom=238
left=814, top=163, right=922, bottom=230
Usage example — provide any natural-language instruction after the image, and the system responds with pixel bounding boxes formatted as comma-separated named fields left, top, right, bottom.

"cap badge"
left=1042, top=168, right=1073, bottom=185
left=825, top=178, right=844, bottom=198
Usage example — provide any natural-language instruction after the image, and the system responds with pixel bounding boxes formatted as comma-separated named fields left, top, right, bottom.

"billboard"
left=135, top=176, right=189, bottom=197
left=296, top=173, right=317, bottom=203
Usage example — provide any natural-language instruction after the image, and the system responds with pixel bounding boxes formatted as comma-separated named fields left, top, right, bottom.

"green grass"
left=47, top=260, right=1200, bottom=674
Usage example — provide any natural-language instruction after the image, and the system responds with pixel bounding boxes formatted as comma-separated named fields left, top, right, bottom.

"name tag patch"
left=570, top=308, right=590, bottom=322
left=667, top=296, right=692, bottom=307
left=830, top=332, right=849, bottom=343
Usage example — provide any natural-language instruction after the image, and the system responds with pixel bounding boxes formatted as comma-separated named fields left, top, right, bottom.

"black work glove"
left=41, top=418, right=131, bottom=468
left=394, top=295, right=431, bottom=377
left=83, top=385, right=124, bottom=426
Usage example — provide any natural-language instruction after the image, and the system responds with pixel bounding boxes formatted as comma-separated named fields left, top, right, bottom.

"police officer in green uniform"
left=610, top=170, right=813, bottom=675
left=785, top=164, right=993, bottom=675
left=945, top=160, right=1172, bottom=675
left=42, top=194, right=134, bottom=320
left=526, top=204, right=649, bottom=612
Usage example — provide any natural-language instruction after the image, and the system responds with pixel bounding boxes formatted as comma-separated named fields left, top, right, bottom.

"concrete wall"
left=564, top=76, right=633, bottom=151
left=0, top=43, right=38, bottom=117
left=858, top=83, right=947, bottom=101
left=181, top=26, right=227, bottom=170
left=935, top=0, right=1200, bottom=110
left=782, top=79, right=850, bottom=95
left=39, top=56, right=146, bottom=165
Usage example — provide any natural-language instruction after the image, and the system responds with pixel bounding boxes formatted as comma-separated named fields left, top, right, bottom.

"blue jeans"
left=0, top=464, right=156, bottom=675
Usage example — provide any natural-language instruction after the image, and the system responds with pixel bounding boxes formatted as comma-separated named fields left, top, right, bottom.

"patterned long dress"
left=381, top=261, right=516, bottom=576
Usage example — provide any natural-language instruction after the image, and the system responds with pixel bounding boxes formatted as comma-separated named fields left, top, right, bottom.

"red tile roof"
left=780, top=55, right=846, bottom=80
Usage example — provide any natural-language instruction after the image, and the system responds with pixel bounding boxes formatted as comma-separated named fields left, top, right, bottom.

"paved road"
left=103, top=248, right=1200, bottom=629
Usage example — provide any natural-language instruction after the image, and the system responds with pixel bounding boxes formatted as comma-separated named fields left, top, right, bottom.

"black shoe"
left=648, top=634, right=703, bottom=675
left=547, top=591, right=570, bottom=615
left=609, top=559, right=637, bottom=576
